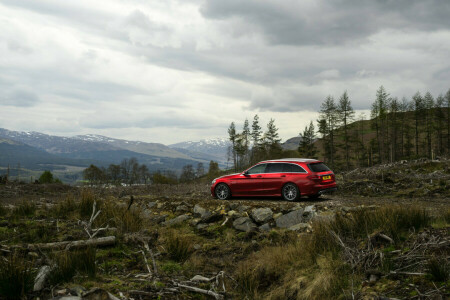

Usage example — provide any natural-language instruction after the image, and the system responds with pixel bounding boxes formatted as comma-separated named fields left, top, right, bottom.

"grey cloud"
left=201, top=0, right=450, bottom=46
left=0, top=87, right=39, bottom=107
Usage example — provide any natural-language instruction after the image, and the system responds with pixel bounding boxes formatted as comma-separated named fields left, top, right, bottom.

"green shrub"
left=48, top=247, right=97, bottom=285
left=0, top=205, right=7, bottom=217
left=50, top=195, right=78, bottom=218
left=165, top=231, right=193, bottom=262
left=12, top=200, right=36, bottom=217
left=38, top=170, right=62, bottom=184
left=0, top=254, right=35, bottom=299
left=79, top=189, right=97, bottom=218
left=427, top=257, right=449, bottom=282
left=161, top=261, right=182, bottom=274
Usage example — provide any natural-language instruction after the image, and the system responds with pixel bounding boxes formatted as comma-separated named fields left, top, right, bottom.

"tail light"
left=307, top=175, right=321, bottom=182
left=308, top=174, right=335, bottom=183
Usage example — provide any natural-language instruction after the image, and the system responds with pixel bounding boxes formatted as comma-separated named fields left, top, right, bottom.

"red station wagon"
left=211, top=158, right=337, bottom=201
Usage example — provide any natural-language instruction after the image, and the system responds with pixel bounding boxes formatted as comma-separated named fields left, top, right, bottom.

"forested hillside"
left=227, top=86, right=450, bottom=172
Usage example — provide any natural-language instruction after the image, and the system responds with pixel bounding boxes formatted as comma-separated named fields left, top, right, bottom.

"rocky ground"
left=0, top=159, right=449, bottom=299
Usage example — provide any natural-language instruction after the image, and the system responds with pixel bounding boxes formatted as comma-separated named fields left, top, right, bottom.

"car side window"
left=265, top=163, right=284, bottom=173
left=246, top=164, right=267, bottom=174
left=283, top=163, right=307, bottom=173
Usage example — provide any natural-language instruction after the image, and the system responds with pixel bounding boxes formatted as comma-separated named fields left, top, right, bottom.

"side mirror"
left=243, top=171, right=249, bottom=176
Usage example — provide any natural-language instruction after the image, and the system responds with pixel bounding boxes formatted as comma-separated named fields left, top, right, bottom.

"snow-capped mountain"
left=169, top=138, right=230, bottom=163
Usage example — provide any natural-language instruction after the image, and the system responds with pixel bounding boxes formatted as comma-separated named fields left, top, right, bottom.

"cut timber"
left=27, top=236, right=116, bottom=251
left=174, top=283, right=224, bottom=300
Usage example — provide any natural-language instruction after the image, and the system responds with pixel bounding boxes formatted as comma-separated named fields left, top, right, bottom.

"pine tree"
left=434, top=95, right=445, bottom=156
left=388, top=97, right=400, bottom=162
left=318, top=96, right=338, bottom=166
left=446, top=89, right=450, bottom=155
left=424, top=92, right=434, bottom=158
left=228, top=122, right=237, bottom=171
left=251, top=114, right=263, bottom=163
left=412, top=92, right=424, bottom=157
left=263, top=119, right=282, bottom=158
left=242, top=118, right=251, bottom=166
left=372, top=86, right=389, bottom=163
left=337, top=91, right=355, bottom=169
left=298, top=121, right=317, bottom=158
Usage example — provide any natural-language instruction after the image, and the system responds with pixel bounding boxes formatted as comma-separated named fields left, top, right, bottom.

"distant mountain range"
left=0, top=127, right=302, bottom=183
left=0, top=129, right=232, bottom=182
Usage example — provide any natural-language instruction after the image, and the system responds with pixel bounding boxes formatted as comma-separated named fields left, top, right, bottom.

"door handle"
left=280, top=175, right=286, bottom=177
left=257, top=175, right=262, bottom=178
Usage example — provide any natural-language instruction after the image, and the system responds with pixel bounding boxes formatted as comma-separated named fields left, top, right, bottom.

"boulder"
left=259, top=223, right=271, bottom=232
left=201, top=212, right=223, bottom=223
left=288, top=223, right=309, bottom=232
left=236, top=205, right=250, bottom=213
left=302, top=205, right=316, bottom=221
left=175, top=205, right=189, bottom=212
left=163, top=214, right=191, bottom=226
left=193, top=204, right=211, bottom=219
left=251, top=208, right=273, bottom=224
left=147, top=202, right=157, bottom=208
left=275, top=209, right=304, bottom=228
left=233, top=217, right=257, bottom=232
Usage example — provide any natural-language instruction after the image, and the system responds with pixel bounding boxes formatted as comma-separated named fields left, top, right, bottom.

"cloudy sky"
left=1, top=0, right=449, bottom=144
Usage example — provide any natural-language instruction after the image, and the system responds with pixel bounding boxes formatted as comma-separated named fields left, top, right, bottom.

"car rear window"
left=283, top=163, right=306, bottom=173
left=308, top=162, right=330, bottom=172
left=265, top=163, right=284, bottom=173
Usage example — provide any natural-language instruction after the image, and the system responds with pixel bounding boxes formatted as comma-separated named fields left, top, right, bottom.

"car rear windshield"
left=308, top=162, right=330, bottom=172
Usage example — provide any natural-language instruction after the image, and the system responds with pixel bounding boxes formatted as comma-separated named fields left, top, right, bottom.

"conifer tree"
left=412, top=92, right=424, bottom=157
left=251, top=114, right=263, bottom=163
left=298, top=121, right=317, bottom=158
left=424, top=92, right=434, bottom=158
left=434, top=95, right=445, bottom=156
left=337, top=91, right=355, bottom=169
left=228, top=122, right=237, bottom=171
left=263, top=119, right=282, bottom=158
left=318, top=96, right=338, bottom=166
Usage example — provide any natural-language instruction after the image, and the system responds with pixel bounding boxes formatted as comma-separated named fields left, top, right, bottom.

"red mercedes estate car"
left=211, top=159, right=337, bottom=201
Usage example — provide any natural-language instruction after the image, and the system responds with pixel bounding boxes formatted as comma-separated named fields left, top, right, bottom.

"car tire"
left=282, top=183, right=300, bottom=201
left=308, top=194, right=320, bottom=200
left=215, top=183, right=231, bottom=200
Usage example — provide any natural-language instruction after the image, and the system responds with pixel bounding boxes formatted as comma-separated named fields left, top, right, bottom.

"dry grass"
left=165, top=230, right=193, bottom=263
left=11, top=200, right=36, bottom=217
left=234, top=205, right=434, bottom=299
left=0, top=253, right=35, bottom=300
left=48, top=247, right=97, bottom=285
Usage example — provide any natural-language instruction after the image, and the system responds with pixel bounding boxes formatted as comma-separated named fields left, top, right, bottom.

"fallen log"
left=27, top=236, right=116, bottom=251
left=174, top=282, right=224, bottom=300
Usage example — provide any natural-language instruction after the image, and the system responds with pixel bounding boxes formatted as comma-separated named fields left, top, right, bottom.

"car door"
left=259, top=163, right=285, bottom=195
left=231, top=164, right=267, bottom=196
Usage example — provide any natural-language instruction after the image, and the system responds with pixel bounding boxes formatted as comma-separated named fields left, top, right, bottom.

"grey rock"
left=302, top=205, right=316, bottom=221
left=193, top=204, right=211, bottom=219
left=176, top=204, right=189, bottom=212
left=259, top=223, right=271, bottom=232
left=273, top=212, right=283, bottom=219
left=82, top=288, right=120, bottom=300
left=196, top=223, right=209, bottom=230
left=70, top=286, right=87, bottom=297
left=233, top=217, right=257, bottom=232
left=147, top=202, right=157, bottom=208
left=251, top=208, right=273, bottom=224
left=236, top=205, right=250, bottom=213
left=228, top=203, right=239, bottom=210
left=275, top=209, right=304, bottom=228
left=288, top=223, right=309, bottom=232
left=163, top=214, right=191, bottom=226
left=201, top=212, right=222, bottom=223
